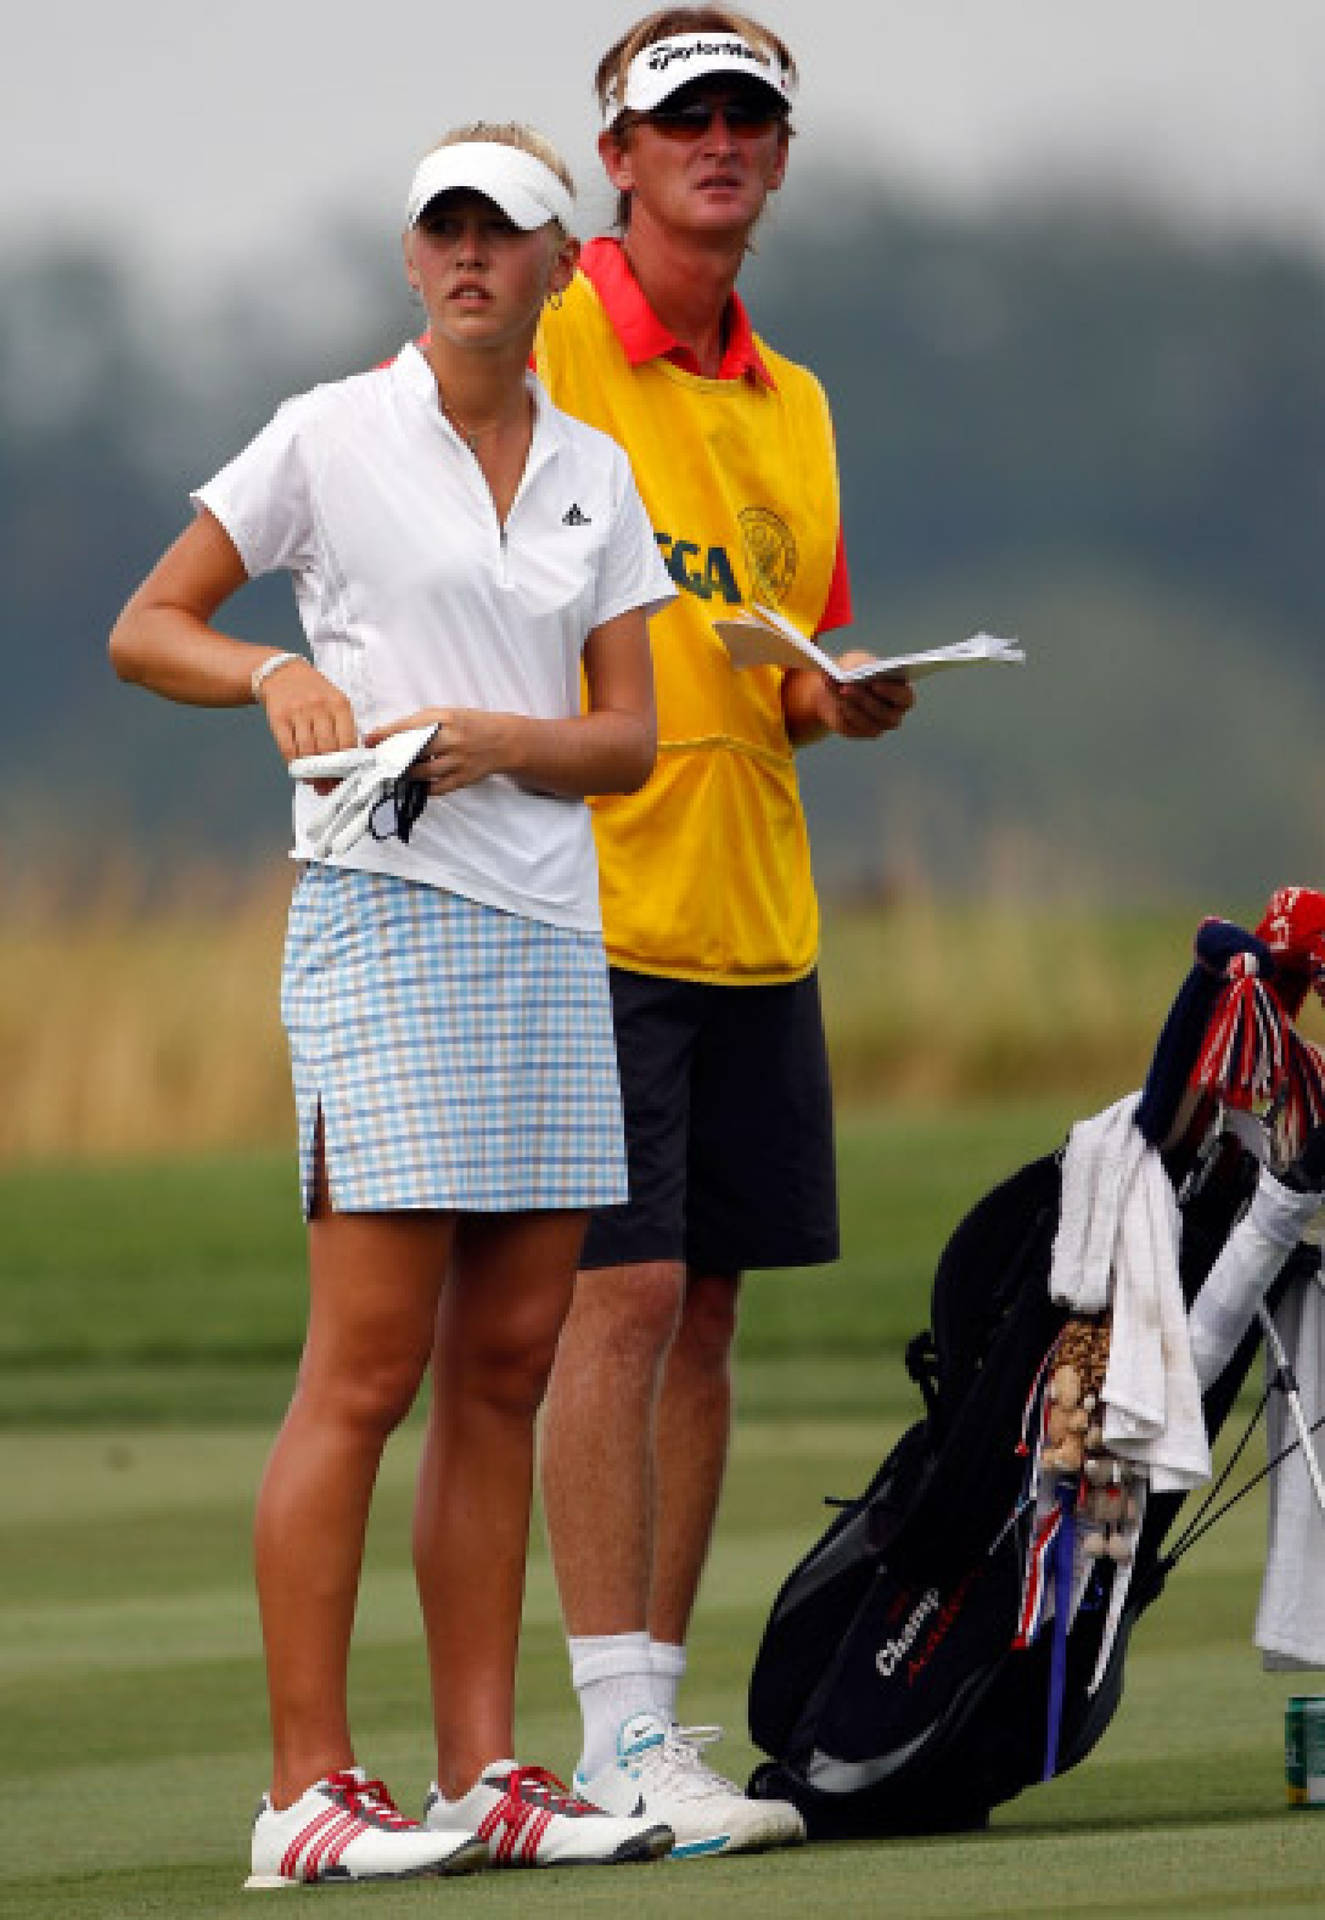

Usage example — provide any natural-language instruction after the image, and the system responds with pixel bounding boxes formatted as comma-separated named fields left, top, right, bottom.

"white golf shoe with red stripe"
left=246, top=1766, right=486, bottom=1887
left=424, top=1761, right=673, bottom=1867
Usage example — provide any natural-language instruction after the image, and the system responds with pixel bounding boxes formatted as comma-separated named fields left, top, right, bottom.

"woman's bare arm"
left=109, top=509, right=358, bottom=761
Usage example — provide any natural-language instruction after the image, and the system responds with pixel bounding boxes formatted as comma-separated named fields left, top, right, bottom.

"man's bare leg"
left=540, top=1265, right=739, bottom=1740
left=540, top=1261, right=803, bottom=1851
left=648, top=1272, right=740, bottom=1675
left=538, top=1260, right=684, bottom=1771
left=539, top=1260, right=685, bottom=1635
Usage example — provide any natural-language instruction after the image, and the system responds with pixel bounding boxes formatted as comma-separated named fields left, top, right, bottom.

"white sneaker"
left=575, top=1714, right=806, bottom=1860
left=424, top=1760, right=673, bottom=1867
left=246, top=1766, right=486, bottom=1887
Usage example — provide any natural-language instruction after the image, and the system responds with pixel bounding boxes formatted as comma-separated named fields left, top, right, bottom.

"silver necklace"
left=439, top=391, right=524, bottom=453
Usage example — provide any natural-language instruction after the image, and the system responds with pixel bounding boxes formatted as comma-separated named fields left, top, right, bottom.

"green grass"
left=0, top=1098, right=1082, bottom=1425
left=2, top=1419, right=1321, bottom=1918
left=4, top=1101, right=1322, bottom=1915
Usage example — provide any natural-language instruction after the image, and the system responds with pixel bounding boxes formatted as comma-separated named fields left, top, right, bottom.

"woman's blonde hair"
left=594, top=9, right=796, bottom=231
left=425, top=122, right=576, bottom=242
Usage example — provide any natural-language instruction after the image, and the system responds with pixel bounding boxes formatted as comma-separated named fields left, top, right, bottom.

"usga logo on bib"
left=654, top=533, right=741, bottom=604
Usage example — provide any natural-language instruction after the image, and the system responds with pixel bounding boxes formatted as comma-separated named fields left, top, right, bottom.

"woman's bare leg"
left=254, top=1176, right=454, bottom=1808
left=413, top=1209, right=586, bottom=1796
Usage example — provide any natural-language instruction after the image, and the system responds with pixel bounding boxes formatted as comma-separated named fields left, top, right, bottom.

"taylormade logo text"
left=875, top=1590, right=940, bottom=1678
left=647, top=39, right=770, bottom=73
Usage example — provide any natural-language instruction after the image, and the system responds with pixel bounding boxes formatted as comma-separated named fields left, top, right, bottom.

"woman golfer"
left=110, top=125, right=674, bottom=1885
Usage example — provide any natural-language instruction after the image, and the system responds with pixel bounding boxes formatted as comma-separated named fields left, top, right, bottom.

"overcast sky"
left=12, top=0, right=1325, bottom=286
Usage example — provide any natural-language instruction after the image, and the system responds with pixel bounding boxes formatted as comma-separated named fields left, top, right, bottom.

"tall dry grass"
left=821, top=895, right=1201, bottom=1105
left=0, top=867, right=1314, bottom=1164
left=0, top=863, right=294, bottom=1163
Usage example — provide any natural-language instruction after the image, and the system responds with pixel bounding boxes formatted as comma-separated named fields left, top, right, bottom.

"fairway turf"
left=3, top=1101, right=1323, bottom=1916
left=1, top=1421, right=1321, bottom=1918
left=0, top=1100, right=1082, bottom=1425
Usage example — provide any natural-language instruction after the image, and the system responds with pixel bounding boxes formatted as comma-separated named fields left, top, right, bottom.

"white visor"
left=607, top=31, right=793, bottom=119
left=406, top=143, right=575, bottom=233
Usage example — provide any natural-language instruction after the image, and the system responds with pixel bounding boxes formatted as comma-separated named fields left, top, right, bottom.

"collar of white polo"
left=405, top=144, right=575, bottom=234
left=606, top=31, right=794, bottom=120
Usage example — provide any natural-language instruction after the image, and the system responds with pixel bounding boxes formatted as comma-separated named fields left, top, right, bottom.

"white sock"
left=649, top=1639, right=687, bottom=1723
left=568, top=1631, right=657, bottom=1780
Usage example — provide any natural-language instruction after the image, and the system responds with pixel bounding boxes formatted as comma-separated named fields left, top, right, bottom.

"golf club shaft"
left=1258, top=1303, right=1325, bottom=1518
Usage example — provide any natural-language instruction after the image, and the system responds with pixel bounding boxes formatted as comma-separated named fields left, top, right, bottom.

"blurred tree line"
left=4, top=185, right=1321, bottom=902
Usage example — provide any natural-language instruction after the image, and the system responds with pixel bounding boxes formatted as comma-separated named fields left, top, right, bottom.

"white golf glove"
left=289, top=724, right=439, bottom=859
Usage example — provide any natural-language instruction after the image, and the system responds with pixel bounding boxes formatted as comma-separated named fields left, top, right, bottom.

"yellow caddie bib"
left=536, top=269, right=841, bottom=984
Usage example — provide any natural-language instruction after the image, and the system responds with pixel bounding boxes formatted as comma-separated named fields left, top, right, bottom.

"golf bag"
left=747, top=898, right=1325, bottom=1839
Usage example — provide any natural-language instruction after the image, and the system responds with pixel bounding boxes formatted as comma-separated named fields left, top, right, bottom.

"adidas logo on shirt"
left=562, top=503, right=592, bottom=526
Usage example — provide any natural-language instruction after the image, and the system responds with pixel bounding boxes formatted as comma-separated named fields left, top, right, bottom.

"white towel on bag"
left=1050, top=1094, right=1143, bottom=1315
left=1050, top=1093, right=1210, bottom=1493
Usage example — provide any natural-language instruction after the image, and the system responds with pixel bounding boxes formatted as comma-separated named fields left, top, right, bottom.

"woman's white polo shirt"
left=195, top=343, right=674, bottom=931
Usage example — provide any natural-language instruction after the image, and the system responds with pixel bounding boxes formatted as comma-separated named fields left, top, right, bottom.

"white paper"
left=713, top=602, right=1025, bottom=683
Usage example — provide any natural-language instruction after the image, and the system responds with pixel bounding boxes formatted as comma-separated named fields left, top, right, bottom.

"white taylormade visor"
left=406, top=143, right=575, bottom=232
left=608, top=31, right=794, bottom=119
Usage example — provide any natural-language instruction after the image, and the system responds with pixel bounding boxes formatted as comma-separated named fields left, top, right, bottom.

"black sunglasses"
left=641, top=96, right=784, bottom=136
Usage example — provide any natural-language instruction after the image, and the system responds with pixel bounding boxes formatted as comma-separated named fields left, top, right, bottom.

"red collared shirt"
left=577, top=235, right=775, bottom=385
left=577, top=238, right=852, bottom=634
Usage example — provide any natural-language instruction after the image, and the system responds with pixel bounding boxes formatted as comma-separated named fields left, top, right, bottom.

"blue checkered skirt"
left=280, top=864, right=627, bottom=1217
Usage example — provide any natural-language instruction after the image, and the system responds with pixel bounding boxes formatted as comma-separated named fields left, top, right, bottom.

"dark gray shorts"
left=580, top=967, right=839, bottom=1275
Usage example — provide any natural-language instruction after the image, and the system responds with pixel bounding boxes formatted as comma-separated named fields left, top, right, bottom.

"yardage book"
left=713, top=603, right=1025, bottom=683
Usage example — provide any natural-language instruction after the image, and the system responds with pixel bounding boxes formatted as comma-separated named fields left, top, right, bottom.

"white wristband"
left=251, top=651, right=300, bottom=701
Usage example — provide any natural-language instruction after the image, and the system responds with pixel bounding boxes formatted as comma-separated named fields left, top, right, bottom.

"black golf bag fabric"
left=746, top=1136, right=1315, bottom=1838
